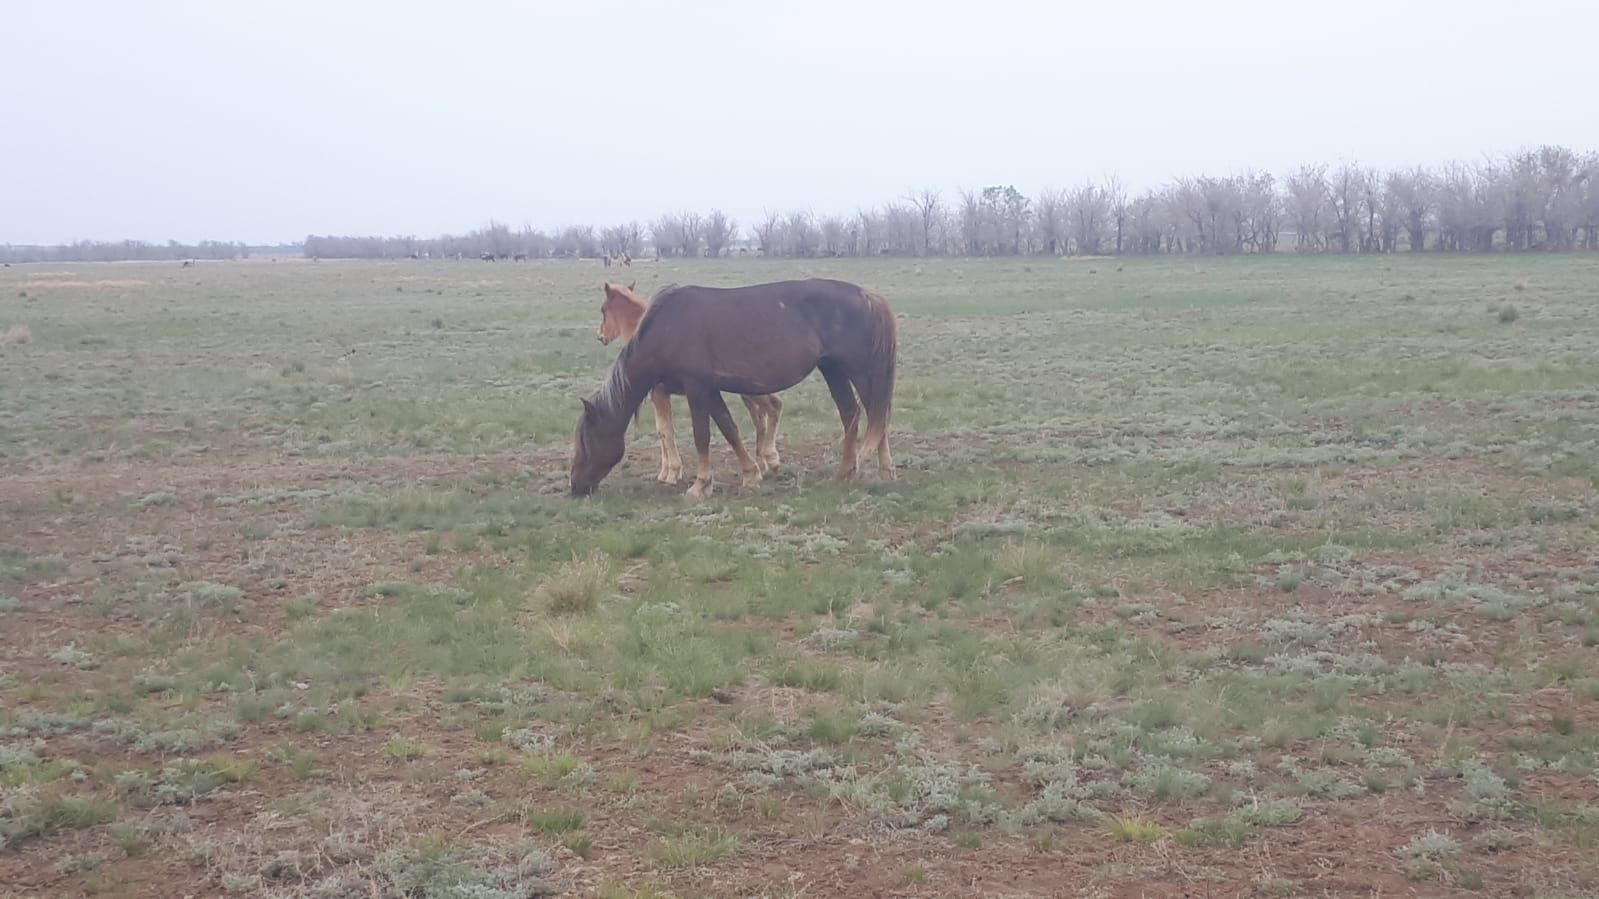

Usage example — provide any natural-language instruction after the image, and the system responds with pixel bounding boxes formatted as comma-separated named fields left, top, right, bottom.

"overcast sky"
left=4, top=0, right=1596, bottom=245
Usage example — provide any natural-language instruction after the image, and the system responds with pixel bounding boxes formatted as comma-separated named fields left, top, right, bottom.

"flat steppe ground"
left=1, top=254, right=1597, bottom=897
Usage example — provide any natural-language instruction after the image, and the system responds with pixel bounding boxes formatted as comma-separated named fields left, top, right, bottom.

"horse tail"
left=857, top=288, right=897, bottom=455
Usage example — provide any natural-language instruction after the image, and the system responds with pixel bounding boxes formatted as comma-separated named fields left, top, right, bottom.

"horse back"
left=632, top=279, right=887, bottom=394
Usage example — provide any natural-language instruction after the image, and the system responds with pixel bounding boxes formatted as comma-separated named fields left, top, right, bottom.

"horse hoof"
left=763, top=453, right=782, bottom=472
left=685, top=481, right=712, bottom=499
left=740, top=473, right=762, bottom=489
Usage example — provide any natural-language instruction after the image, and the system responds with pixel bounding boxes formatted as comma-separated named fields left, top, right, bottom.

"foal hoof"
left=685, top=480, right=713, bottom=500
left=739, top=472, right=763, bottom=490
left=762, top=452, right=782, bottom=472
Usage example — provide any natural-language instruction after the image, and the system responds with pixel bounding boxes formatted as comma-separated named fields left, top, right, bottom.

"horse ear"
left=627, top=280, right=635, bottom=291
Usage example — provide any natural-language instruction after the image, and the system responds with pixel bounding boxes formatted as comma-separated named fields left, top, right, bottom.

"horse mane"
left=592, top=338, right=635, bottom=420
left=622, top=283, right=673, bottom=349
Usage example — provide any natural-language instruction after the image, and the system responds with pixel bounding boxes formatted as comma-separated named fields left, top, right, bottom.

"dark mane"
left=631, top=283, right=682, bottom=348
left=591, top=338, right=637, bottom=419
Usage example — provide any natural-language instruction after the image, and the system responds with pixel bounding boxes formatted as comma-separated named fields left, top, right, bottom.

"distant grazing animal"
left=181, top=260, right=193, bottom=268
left=513, top=252, right=528, bottom=262
left=571, top=278, right=896, bottom=498
left=480, top=252, right=496, bottom=261
left=597, top=280, right=784, bottom=485
left=406, top=252, right=420, bottom=259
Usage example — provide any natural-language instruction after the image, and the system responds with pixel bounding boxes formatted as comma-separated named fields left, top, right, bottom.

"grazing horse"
left=597, top=281, right=783, bottom=485
left=571, top=279, right=896, bottom=498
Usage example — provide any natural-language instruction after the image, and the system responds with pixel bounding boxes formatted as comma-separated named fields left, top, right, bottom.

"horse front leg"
left=684, top=391, right=715, bottom=500
left=709, top=392, right=762, bottom=489
left=650, top=387, right=681, bottom=484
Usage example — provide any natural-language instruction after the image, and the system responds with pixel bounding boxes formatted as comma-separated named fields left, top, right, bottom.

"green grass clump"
left=538, top=551, right=611, bottom=615
left=1, top=794, right=117, bottom=844
left=381, top=738, right=430, bottom=761
left=526, top=808, right=585, bottom=834
left=1105, top=815, right=1165, bottom=843
left=647, top=823, right=739, bottom=868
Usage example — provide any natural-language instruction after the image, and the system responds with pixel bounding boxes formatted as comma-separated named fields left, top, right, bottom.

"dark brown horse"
left=598, top=280, right=784, bottom=483
left=571, top=279, right=896, bottom=498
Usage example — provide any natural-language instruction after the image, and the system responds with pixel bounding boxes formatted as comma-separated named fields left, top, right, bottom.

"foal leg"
left=684, top=392, right=715, bottom=500
left=739, top=395, right=770, bottom=474
left=758, top=395, right=783, bottom=471
left=818, top=362, right=860, bottom=481
left=650, top=386, right=682, bottom=485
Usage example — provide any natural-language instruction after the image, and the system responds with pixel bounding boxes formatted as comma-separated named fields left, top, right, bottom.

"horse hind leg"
left=850, top=375, right=895, bottom=481
left=818, top=362, right=860, bottom=481
left=857, top=392, right=894, bottom=480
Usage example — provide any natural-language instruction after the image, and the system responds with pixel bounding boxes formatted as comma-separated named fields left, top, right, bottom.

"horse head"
left=570, top=397, right=626, bottom=496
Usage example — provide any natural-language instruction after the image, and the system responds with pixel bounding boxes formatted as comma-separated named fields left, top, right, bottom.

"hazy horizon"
left=5, top=0, right=1597, bottom=245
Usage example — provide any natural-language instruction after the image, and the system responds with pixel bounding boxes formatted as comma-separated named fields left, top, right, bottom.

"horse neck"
left=594, top=344, right=657, bottom=433
left=616, top=300, right=646, bottom=342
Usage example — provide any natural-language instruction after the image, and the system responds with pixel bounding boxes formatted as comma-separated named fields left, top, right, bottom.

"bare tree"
left=703, top=209, right=737, bottom=257
left=1034, top=188, right=1065, bottom=256
left=753, top=211, right=781, bottom=256
left=1103, top=175, right=1128, bottom=255
left=1385, top=168, right=1434, bottom=252
left=958, top=189, right=983, bottom=255
left=1065, top=182, right=1109, bottom=255
left=650, top=214, right=681, bottom=257
left=1329, top=164, right=1361, bottom=253
left=905, top=188, right=943, bottom=256
left=855, top=208, right=884, bottom=257
left=677, top=212, right=704, bottom=258
left=1286, top=165, right=1329, bottom=252
left=819, top=216, right=846, bottom=256
left=784, top=210, right=817, bottom=257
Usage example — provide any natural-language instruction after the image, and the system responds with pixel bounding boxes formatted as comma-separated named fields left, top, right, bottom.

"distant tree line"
left=0, top=240, right=292, bottom=264
left=9, top=146, right=1596, bottom=263
left=305, top=146, right=1599, bottom=259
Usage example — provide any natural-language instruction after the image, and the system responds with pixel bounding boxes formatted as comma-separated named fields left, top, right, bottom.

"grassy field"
left=1, top=254, right=1597, bottom=898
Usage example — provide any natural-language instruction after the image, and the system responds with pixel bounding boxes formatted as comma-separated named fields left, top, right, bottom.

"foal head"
left=597, top=281, right=644, bottom=345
